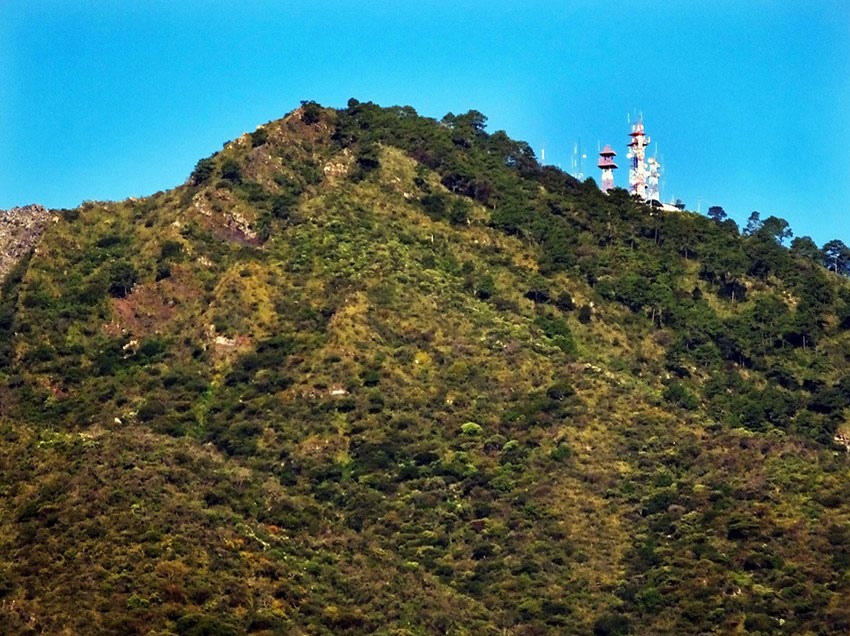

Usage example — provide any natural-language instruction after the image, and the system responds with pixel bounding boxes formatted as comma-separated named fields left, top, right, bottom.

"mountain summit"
left=2, top=101, right=850, bottom=635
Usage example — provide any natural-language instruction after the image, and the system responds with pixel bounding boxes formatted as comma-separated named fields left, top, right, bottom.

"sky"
left=2, top=0, right=849, bottom=245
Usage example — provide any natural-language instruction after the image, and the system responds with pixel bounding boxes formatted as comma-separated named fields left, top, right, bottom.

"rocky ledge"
left=0, top=204, right=52, bottom=283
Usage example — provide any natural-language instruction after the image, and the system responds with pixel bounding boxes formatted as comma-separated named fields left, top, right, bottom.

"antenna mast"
left=626, top=114, right=650, bottom=200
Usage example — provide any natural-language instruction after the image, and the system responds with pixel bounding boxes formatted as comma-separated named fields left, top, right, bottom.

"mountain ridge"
left=2, top=100, right=850, bottom=635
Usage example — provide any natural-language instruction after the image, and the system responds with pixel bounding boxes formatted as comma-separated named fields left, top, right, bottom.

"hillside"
left=2, top=100, right=850, bottom=635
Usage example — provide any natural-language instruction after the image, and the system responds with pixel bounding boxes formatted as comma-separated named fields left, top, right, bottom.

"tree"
left=300, top=100, right=321, bottom=124
left=107, top=261, right=138, bottom=298
left=707, top=206, right=727, bottom=224
left=250, top=127, right=268, bottom=147
left=442, top=110, right=487, bottom=134
left=758, top=215, right=793, bottom=245
left=190, top=157, right=215, bottom=185
left=744, top=211, right=762, bottom=236
left=822, top=239, right=850, bottom=275
left=790, top=236, right=820, bottom=261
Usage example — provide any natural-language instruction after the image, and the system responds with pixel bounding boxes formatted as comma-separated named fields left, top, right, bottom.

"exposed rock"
left=0, top=204, right=53, bottom=283
left=328, top=383, right=349, bottom=397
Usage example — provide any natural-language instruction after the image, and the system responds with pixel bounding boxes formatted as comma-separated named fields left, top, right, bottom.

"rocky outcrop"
left=0, top=204, right=52, bottom=283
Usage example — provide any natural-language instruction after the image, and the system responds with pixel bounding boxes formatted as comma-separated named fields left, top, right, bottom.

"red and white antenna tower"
left=627, top=118, right=650, bottom=199
left=598, top=145, right=618, bottom=193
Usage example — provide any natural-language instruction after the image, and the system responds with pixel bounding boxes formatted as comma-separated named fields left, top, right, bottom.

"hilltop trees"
left=790, top=235, right=821, bottom=261
left=744, top=211, right=762, bottom=236
left=822, top=239, right=850, bottom=274
left=707, top=205, right=726, bottom=223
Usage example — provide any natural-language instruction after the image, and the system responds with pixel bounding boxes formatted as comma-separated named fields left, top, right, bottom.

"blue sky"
left=2, top=1, right=849, bottom=245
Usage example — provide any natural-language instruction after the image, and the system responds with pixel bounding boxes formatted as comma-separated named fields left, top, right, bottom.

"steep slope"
left=2, top=101, right=850, bottom=635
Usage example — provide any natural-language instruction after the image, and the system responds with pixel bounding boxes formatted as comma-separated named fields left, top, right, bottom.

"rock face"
left=0, top=204, right=51, bottom=282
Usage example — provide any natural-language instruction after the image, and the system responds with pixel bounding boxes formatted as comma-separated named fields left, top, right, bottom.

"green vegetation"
left=2, top=100, right=850, bottom=635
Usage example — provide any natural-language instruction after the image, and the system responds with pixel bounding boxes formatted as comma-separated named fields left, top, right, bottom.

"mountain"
left=2, top=100, right=850, bottom=636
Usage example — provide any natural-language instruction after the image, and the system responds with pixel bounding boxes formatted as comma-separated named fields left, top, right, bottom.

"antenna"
left=578, top=137, right=583, bottom=179
left=571, top=139, right=585, bottom=180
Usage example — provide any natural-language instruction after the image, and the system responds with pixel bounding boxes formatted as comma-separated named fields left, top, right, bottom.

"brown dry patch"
left=294, top=433, right=348, bottom=465
left=112, top=291, right=175, bottom=336
left=108, top=267, right=199, bottom=337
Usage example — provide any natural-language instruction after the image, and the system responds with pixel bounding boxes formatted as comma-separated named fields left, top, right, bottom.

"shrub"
left=220, top=158, right=242, bottom=183
left=474, top=274, right=495, bottom=300
left=160, top=240, right=183, bottom=260
left=362, top=368, right=381, bottom=386
left=525, top=277, right=551, bottom=303
left=662, top=382, right=699, bottom=410
left=461, top=422, right=483, bottom=436
left=271, top=192, right=298, bottom=219
left=421, top=193, right=448, bottom=219
left=546, top=381, right=575, bottom=401
left=137, top=400, right=166, bottom=422
left=175, top=614, right=237, bottom=636
left=301, top=100, right=321, bottom=124
left=534, top=314, right=576, bottom=354
left=356, top=144, right=380, bottom=172
left=593, top=612, right=631, bottom=636
left=448, top=199, right=470, bottom=225
left=250, top=127, right=269, bottom=147
left=550, top=443, right=572, bottom=461
left=96, top=234, right=123, bottom=249
left=744, top=614, right=775, bottom=633
left=137, top=338, right=165, bottom=360
left=555, top=291, right=575, bottom=311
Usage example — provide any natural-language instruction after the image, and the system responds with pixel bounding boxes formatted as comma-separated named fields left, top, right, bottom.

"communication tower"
left=571, top=140, right=587, bottom=180
left=597, top=145, right=618, bottom=193
left=626, top=120, right=650, bottom=198
left=646, top=156, right=661, bottom=203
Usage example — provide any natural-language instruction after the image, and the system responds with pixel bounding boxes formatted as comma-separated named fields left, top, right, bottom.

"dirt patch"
left=106, top=266, right=199, bottom=337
